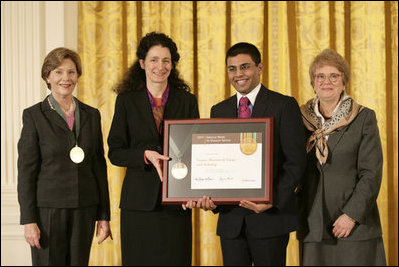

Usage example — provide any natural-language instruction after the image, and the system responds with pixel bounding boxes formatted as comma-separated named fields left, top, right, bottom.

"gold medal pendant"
left=70, top=145, right=85, bottom=163
left=240, top=132, right=257, bottom=155
left=171, top=160, right=188, bottom=180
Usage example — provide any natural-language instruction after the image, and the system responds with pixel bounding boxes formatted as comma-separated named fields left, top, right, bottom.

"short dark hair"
left=225, top=42, right=261, bottom=65
left=41, top=47, right=82, bottom=90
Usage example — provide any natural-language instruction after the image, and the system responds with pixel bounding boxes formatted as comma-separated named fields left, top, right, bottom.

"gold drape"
left=78, top=1, right=398, bottom=266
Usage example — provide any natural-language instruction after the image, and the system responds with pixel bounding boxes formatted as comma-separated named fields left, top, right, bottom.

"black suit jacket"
left=210, top=85, right=307, bottom=239
left=17, top=96, right=110, bottom=225
left=107, top=88, right=199, bottom=211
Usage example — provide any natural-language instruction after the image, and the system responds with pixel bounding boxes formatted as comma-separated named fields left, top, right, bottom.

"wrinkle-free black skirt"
left=121, top=206, right=192, bottom=266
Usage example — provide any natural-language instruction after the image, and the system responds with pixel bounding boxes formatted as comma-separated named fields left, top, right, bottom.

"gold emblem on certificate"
left=240, top=132, right=257, bottom=155
left=171, top=160, right=188, bottom=180
left=70, top=145, right=85, bottom=163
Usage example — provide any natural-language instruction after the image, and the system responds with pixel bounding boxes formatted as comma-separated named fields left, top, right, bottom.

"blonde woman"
left=297, top=49, right=386, bottom=266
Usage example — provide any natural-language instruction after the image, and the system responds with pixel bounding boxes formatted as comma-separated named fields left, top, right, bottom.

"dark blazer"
left=107, top=87, right=199, bottom=211
left=17, top=96, right=110, bottom=225
left=297, top=108, right=384, bottom=242
left=210, top=85, right=307, bottom=239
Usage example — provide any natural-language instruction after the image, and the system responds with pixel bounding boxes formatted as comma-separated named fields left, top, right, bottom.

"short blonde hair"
left=41, top=47, right=82, bottom=89
left=309, top=49, right=349, bottom=87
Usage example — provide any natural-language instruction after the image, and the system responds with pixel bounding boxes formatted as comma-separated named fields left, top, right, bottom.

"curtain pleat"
left=78, top=1, right=398, bottom=266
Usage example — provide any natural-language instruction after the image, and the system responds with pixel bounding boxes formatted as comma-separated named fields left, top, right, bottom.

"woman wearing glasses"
left=297, top=49, right=386, bottom=266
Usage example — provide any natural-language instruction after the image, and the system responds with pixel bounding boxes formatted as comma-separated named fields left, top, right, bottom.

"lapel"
left=41, top=96, right=70, bottom=132
left=327, top=127, right=347, bottom=154
left=251, top=85, right=270, bottom=117
left=163, top=87, right=178, bottom=119
left=133, top=89, right=159, bottom=136
left=76, top=99, right=89, bottom=132
left=42, top=96, right=91, bottom=141
left=225, top=95, right=238, bottom=117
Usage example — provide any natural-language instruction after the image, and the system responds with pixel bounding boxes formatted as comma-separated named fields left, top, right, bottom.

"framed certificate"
left=162, top=118, right=273, bottom=205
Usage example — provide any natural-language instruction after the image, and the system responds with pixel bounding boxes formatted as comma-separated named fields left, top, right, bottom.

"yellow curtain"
left=78, top=1, right=398, bottom=266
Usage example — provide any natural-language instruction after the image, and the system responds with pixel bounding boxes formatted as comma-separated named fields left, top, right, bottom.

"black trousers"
left=31, top=206, right=97, bottom=266
left=220, top=227, right=289, bottom=266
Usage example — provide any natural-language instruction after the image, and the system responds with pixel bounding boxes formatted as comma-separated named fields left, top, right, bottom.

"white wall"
left=1, top=2, right=78, bottom=265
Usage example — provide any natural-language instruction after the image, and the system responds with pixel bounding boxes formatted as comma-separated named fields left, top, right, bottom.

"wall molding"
left=1, top=2, right=78, bottom=265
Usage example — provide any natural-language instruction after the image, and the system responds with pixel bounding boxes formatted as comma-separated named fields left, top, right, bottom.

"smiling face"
left=46, top=58, right=78, bottom=98
left=226, top=54, right=263, bottom=95
left=139, top=45, right=172, bottom=87
left=313, top=65, right=345, bottom=104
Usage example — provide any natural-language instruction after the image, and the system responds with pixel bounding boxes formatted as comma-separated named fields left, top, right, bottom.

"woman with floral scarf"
left=297, top=49, right=386, bottom=266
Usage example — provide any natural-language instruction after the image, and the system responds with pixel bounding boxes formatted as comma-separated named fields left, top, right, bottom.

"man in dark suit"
left=194, top=42, right=307, bottom=266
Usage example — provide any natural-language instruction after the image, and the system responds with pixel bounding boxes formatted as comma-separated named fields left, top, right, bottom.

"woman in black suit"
left=108, top=32, right=199, bottom=266
left=17, top=47, right=112, bottom=266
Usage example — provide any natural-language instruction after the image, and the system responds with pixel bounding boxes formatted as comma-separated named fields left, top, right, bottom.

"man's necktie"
left=239, top=96, right=251, bottom=118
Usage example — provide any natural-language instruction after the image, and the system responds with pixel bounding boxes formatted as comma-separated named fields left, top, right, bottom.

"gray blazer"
left=17, top=96, right=110, bottom=225
left=297, top=108, right=383, bottom=242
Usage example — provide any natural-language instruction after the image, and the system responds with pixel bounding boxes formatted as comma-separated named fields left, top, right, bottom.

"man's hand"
left=239, top=200, right=273, bottom=213
left=182, top=196, right=217, bottom=211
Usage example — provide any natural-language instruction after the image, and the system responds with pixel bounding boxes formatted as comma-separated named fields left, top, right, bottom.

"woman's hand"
left=144, top=150, right=170, bottom=181
left=332, top=213, right=356, bottom=238
left=24, top=223, right=41, bottom=249
left=96, top=220, right=113, bottom=244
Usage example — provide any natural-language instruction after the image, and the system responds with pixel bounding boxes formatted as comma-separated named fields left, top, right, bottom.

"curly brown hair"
left=114, top=32, right=190, bottom=94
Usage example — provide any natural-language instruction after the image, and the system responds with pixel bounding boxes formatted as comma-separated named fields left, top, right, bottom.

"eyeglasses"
left=227, top=63, right=253, bottom=73
left=314, top=73, right=342, bottom=83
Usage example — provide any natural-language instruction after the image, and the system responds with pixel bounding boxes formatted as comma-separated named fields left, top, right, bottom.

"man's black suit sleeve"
left=275, top=97, right=307, bottom=210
